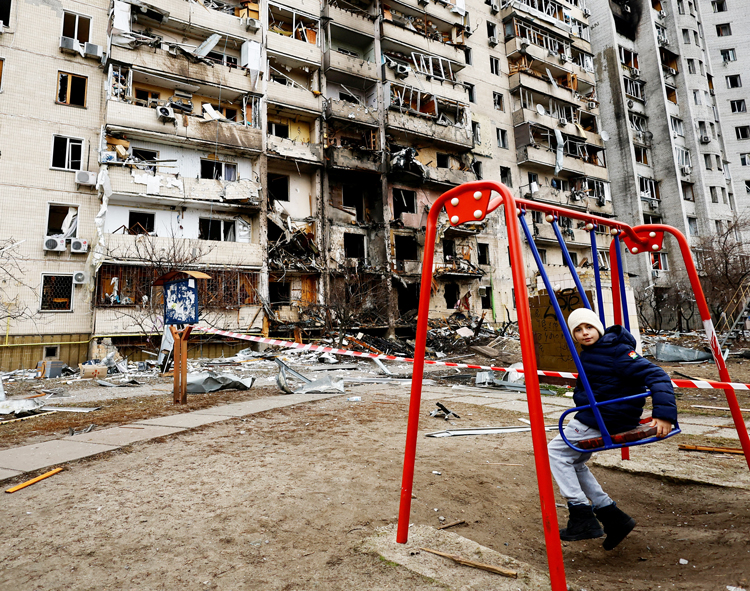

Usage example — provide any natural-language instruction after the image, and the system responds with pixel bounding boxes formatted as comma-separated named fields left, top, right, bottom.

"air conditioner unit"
left=59, top=36, right=79, bottom=54
left=478, top=286, right=488, bottom=297
left=659, top=37, right=669, bottom=46
left=395, top=64, right=410, bottom=78
left=73, top=271, right=88, bottom=285
left=559, top=53, right=568, bottom=63
left=667, top=67, right=677, bottom=75
left=700, top=135, right=711, bottom=143
left=587, top=101, right=597, bottom=109
left=558, top=117, right=568, bottom=126
left=652, top=269, right=660, bottom=278
left=156, top=105, right=175, bottom=122
left=710, top=89, right=715, bottom=96
left=631, top=68, right=640, bottom=78
left=75, top=170, right=97, bottom=186
left=70, top=239, right=89, bottom=253
left=84, top=43, right=103, bottom=59
left=245, top=18, right=260, bottom=32
left=43, top=237, right=67, bottom=252
left=659, top=9, right=667, bottom=18
left=639, top=191, right=651, bottom=199
left=488, top=36, right=498, bottom=46
left=490, top=1, right=499, bottom=13
left=681, top=166, right=692, bottom=175
left=583, top=8, right=591, bottom=16
left=174, top=89, right=193, bottom=100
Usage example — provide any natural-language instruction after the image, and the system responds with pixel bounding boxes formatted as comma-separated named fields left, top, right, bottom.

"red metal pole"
left=607, top=238, right=630, bottom=460
left=501, top=188, right=567, bottom=591
left=396, top=193, right=446, bottom=544
left=653, top=225, right=750, bottom=470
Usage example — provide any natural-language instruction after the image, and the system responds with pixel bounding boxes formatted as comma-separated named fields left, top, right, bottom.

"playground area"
left=1, top=357, right=749, bottom=590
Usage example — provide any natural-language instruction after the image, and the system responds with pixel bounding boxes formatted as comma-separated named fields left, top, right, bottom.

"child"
left=547, top=308, right=677, bottom=550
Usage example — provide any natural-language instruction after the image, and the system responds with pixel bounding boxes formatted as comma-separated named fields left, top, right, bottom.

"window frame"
left=493, top=91, right=505, bottom=111
left=730, top=100, right=746, bottom=113
left=489, top=56, right=501, bottom=76
left=199, top=159, right=238, bottom=181
left=46, top=203, right=79, bottom=238
left=0, top=58, right=4, bottom=93
left=40, top=274, right=75, bottom=313
left=720, top=48, right=737, bottom=62
left=50, top=135, right=84, bottom=171
left=56, top=71, right=88, bottom=107
left=198, top=217, right=237, bottom=242
left=496, top=127, right=508, bottom=149
left=726, top=75, right=742, bottom=89
left=736, top=126, right=750, bottom=140
left=61, top=11, right=92, bottom=44
left=716, top=23, right=732, bottom=37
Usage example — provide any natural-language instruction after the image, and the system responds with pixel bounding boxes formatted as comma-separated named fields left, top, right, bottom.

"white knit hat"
left=567, top=307, right=605, bottom=337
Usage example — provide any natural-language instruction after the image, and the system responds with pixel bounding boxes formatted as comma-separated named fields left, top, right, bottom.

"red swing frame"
left=396, top=180, right=750, bottom=590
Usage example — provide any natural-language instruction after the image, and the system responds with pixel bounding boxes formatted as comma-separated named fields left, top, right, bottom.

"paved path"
left=0, top=392, right=344, bottom=483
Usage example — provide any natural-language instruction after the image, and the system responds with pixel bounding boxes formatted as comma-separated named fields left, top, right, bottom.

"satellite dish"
left=536, top=104, right=546, bottom=116
left=600, top=130, right=610, bottom=142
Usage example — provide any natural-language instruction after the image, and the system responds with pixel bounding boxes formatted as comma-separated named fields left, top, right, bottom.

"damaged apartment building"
left=0, top=0, right=615, bottom=369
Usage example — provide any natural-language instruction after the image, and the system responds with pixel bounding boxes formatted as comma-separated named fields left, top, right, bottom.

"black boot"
left=595, top=502, right=636, bottom=550
left=559, top=503, right=604, bottom=541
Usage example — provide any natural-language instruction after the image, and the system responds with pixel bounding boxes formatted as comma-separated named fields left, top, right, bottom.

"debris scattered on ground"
left=42, top=406, right=100, bottom=413
left=420, top=547, right=518, bottom=579
left=655, top=342, right=713, bottom=363
left=5, top=468, right=64, bottom=494
left=97, top=379, right=141, bottom=388
left=691, top=405, right=750, bottom=412
left=426, top=425, right=558, bottom=438
left=679, top=444, right=746, bottom=455
left=429, top=402, right=459, bottom=420
left=0, top=398, right=45, bottom=416
left=186, top=372, right=255, bottom=394
left=436, top=520, right=465, bottom=530
left=69, top=424, right=96, bottom=436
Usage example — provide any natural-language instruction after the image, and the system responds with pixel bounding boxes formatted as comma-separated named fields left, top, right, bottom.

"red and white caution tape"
left=196, top=326, right=750, bottom=392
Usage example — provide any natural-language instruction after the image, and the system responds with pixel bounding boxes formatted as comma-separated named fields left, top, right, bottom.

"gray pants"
left=548, top=418, right=613, bottom=508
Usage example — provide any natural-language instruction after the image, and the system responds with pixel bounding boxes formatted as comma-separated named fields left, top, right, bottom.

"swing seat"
left=577, top=423, right=658, bottom=450
left=558, top=392, right=681, bottom=453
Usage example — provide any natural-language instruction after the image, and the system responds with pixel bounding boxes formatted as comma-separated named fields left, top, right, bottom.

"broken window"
left=199, top=218, right=236, bottom=242
left=466, top=83, right=475, bottom=103
left=472, top=121, right=481, bottom=143
left=132, top=148, right=158, bottom=172
left=62, top=11, right=90, bottom=43
left=477, top=243, right=490, bottom=265
left=206, top=51, right=238, bottom=67
left=128, top=211, right=155, bottom=235
left=393, top=189, right=416, bottom=217
left=51, top=136, right=83, bottom=170
left=269, top=121, right=289, bottom=138
left=493, top=92, right=505, bottom=111
left=135, top=88, right=160, bottom=107
left=268, top=174, right=289, bottom=203
left=623, top=77, right=645, bottom=101
left=269, top=282, right=291, bottom=305
left=639, top=177, right=659, bottom=200
left=395, top=235, right=418, bottom=261
left=500, top=166, right=512, bottom=187
left=480, top=287, right=491, bottom=310
left=443, top=239, right=455, bottom=261
left=665, top=85, right=677, bottom=104
left=444, top=283, right=459, bottom=309
left=635, top=146, right=649, bottom=165
left=472, top=160, right=483, bottom=179
left=490, top=57, right=500, bottom=76
left=436, top=153, right=450, bottom=169
left=726, top=75, right=742, bottom=89
left=342, top=186, right=365, bottom=222
left=496, top=128, right=508, bottom=149
left=0, top=1, right=9, bottom=26
left=618, top=47, right=639, bottom=71
left=57, top=72, right=87, bottom=107
left=344, top=233, right=366, bottom=259
left=397, top=283, right=419, bottom=315
left=716, top=23, right=731, bottom=37
left=47, top=204, right=78, bottom=238
left=40, top=275, right=73, bottom=312
left=200, top=160, right=237, bottom=181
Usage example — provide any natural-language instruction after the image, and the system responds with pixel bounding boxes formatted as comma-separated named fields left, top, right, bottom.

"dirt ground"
left=1, top=357, right=750, bottom=590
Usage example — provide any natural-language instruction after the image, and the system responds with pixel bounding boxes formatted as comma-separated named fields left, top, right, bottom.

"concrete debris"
left=186, top=372, right=256, bottom=393
left=654, top=342, right=713, bottom=363
left=0, top=398, right=45, bottom=416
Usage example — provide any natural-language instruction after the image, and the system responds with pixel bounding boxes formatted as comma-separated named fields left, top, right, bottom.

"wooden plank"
left=6, top=468, right=64, bottom=493
left=420, top=547, right=517, bottom=579
left=678, top=444, right=746, bottom=455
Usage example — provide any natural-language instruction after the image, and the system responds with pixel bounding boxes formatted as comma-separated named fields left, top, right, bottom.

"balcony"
left=324, top=50, right=380, bottom=82
left=381, top=20, right=464, bottom=63
left=102, top=234, right=263, bottom=268
left=105, top=100, right=263, bottom=152
left=106, top=166, right=262, bottom=205
left=516, top=144, right=607, bottom=180
left=505, top=37, right=595, bottom=90
left=326, top=99, right=379, bottom=126
left=512, top=108, right=604, bottom=147
left=326, top=146, right=384, bottom=173
left=267, top=136, right=323, bottom=164
left=267, top=30, right=321, bottom=64
left=386, top=110, right=473, bottom=150
left=140, top=0, right=262, bottom=39
left=266, top=80, right=323, bottom=113
left=509, top=71, right=578, bottom=104
left=382, top=66, right=468, bottom=104
left=423, top=166, right=476, bottom=187
left=325, top=4, right=377, bottom=36
left=110, top=46, right=251, bottom=91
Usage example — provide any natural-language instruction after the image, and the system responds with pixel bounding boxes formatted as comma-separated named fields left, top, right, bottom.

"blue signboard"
left=164, top=279, right=199, bottom=325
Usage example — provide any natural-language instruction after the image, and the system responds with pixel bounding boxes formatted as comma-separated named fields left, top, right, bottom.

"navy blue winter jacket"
left=573, top=325, right=677, bottom=434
